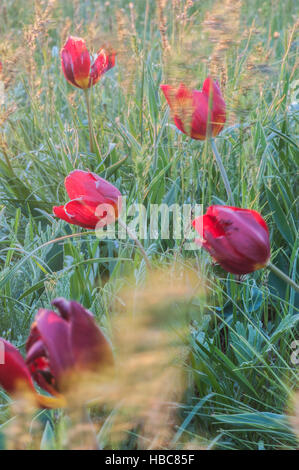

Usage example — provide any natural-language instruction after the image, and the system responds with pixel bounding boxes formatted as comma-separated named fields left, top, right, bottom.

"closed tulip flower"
left=160, top=77, right=226, bottom=140
left=0, top=339, right=64, bottom=408
left=192, top=205, right=270, bottom=275
left=53, top=169, right=122, bottom=230
left=61, top=36, right=115, bottom=89
left=26, top=298, right=114, bottom=395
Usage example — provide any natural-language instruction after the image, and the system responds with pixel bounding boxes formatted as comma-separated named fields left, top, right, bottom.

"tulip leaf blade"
left=40, top=420, right=56, bottom=450
left=265, top=187, right=295, bottom=246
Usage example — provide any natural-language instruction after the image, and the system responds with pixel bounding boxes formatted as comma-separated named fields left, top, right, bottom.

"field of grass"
left=0, top=0, right=298, bottom=450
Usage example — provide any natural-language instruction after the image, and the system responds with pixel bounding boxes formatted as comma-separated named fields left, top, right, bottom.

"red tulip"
left=160, top=77, right=226, bottom=140
left=53, top=170, right=122, bottom=229
left=61, top=36, right=116, bottom=89
left=0, top=339, right=36, bottom=395
left=192, top=205, right=270, bottom=275
left=0, top=339, right=64, bottom=408
left=26, top=298, right=114, bottom=394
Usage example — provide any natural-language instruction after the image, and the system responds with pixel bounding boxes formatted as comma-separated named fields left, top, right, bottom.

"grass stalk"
left=267, top=262, right=299, bottom=293
left=84, top=89, right=95, bottom=154
left=211, top=138, right=234, bottom=205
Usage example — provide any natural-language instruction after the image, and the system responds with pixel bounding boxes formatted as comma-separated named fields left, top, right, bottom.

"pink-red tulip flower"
left=160, top=77, right=226, bottom=140
left=26, top=298, right=114, bottom=395
left=53, top=170, right=122, bottom=230
left=193, top=205, right=270, bottom=275
left=61, top=36, right=116, bottom=89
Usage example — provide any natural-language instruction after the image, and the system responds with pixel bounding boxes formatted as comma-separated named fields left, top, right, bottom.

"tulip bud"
left=193, top=205, right=270, bottom=274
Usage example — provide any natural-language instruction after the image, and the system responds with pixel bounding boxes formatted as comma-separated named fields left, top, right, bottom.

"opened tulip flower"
left=160, top=77, right=226, bottom=140
left=26, top=298, right=114, bottom=396
left=53, top=170, right=122, bottom=230
left=161, top=78, right=234, bottom=203
left=193, top=205, right=270, bottom=275
left=61, top=36, right=115, bottom=89
left=61, top=36, right=116, bottom=152
left=0, top=299, right=113, bottom=409
left=0, top=339, right=64, bottom=408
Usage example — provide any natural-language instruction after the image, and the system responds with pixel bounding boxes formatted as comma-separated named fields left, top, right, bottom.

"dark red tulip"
left=26, top=298, right=114, bottom=394
left=192, top=205, right=270, bottom=275
left=53, top=170, right=122, bottom=229
left=160, top=77, right=226, bottom=140
left=61, top=36, right=116, bottom=89
left=0, top=339, right=64, bottom=407
left=0, top=339, right=36, bottom=395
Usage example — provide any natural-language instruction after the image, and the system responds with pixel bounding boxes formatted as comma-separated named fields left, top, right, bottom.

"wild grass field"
left=0, top=0, right=298, bottom=450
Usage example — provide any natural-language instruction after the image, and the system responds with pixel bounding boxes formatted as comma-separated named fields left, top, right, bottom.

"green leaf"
left=40, top=421, right=56, bottom=450
left=266, top=187, right=295, bottom=246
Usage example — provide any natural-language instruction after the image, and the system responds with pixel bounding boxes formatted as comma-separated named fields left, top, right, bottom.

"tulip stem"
left=267, top=262, right=299, bottom=293
left=118, top=218, right=152, bottom=270
left=84, top=89, right=95, bottom=154
left=211, top=139, right=234, bottom=205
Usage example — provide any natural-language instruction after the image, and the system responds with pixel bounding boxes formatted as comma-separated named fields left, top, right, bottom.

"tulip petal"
left=64, top=170, right=98, bottom=199
left=51, top=297, right=72, bottom=320
left=90, top=50, right=107, bottom=85
left=26, top=339, right=47, bottom=364
left=52, top=299, right=114, bottom=370
left=161, top=83, right=194, bottom=135
left=0, top=339, right=35, bottom=394
left=202, top=76, right=222, bottom=98
left=207, top=206, right=269, bottom=234
left=27, top=356, right=57, bottom=396
left=61, top=36, right=91, bottom=89
left=64, top=197, right=115, bottom=229
left=64, top=170, right=121, bottom=203
left=34, top=309, right=74, bottom=380
left=201, top=77, right=226, bottom=137
left=26, top=311, right=73, bottom=395
left=244, top=208, right=269, bottom=234
left=211, top=206, right=270, bottom=264
left=193, top=214, right=226, bottom=239
left=0, top=339, right=62, bottom=407
left=61, top=49, right=78, bottom=88
left=204, top=231, right=254, bottom=274
left=65, top=170, right=99, bottom=199
left=90, top=48, right=116, bottom=85
left=36, top=393, right=67, bottom=409
left=190, top=91, right=210, bottom=139
left=53, top=204, right=75, bottom=224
